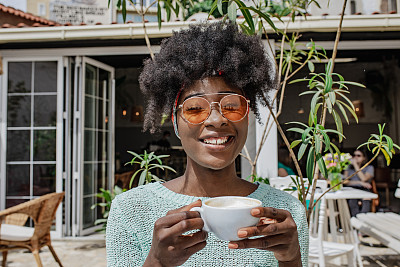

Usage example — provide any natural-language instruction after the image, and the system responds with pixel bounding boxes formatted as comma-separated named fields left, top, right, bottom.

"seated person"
left=278, top=147, right=295, bottom=177
left=343, top=149, right=374, bottom=217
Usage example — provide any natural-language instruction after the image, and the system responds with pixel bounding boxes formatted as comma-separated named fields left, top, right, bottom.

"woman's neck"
left=164, top=158, right=256, bottom=197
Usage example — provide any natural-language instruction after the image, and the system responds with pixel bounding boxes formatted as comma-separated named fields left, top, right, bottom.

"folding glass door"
left=0, top=58, right=63, bottom=236
left=71, top=57, right=114, bottom=236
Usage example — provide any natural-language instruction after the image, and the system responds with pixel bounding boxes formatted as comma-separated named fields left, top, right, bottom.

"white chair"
left=309, top=197, right=357, bottom=267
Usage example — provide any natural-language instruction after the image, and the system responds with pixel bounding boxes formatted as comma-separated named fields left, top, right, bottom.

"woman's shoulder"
left=113, top=182, right=161, bottom=207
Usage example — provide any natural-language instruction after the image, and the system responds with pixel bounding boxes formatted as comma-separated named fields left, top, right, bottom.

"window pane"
left=83, top=196, right=95, bottom=229
left=6, top=165, right=30, bottom=196
left=97, top=161, right=108, bottom=192
left=8, top=62, right=32, bottom=93
left=33, top=130, right=56, bottom=161
left=84, top=96, right=97, bottom=129
left=85, top=64, right=98, bottom=96
left=7, top=130, right=30, bottom=161
left=97, top=99, right=104, bottom=130
left=7, top=96, right=31, bottom=127
left=99, top=68, right=109, bottom=99
left=33, top=164, right=56, bottom=196
left=6, top=198, right=28, bottom=209
left=83, top=163, right=96, bottom=195
left=34, top=61, right=57, bottom=92
left=98, top=132, right=108, bottom=161
left=34, top=95, right=57, bottom=126
left=84, top=130, right=96, bottom=161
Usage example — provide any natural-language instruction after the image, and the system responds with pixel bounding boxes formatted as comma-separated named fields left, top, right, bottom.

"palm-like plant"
left=126, top=150, right=177, bottom=188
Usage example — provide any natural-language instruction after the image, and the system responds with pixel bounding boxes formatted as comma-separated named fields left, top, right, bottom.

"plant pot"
left=328, top=172, right=342, bottom=191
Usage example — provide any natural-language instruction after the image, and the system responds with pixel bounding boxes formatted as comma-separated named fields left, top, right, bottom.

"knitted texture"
left=106, top=182, right=309, bottom=266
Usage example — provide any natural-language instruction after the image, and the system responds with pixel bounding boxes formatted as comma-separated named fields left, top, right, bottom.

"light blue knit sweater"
left=106, top=182, right=309, bottom=266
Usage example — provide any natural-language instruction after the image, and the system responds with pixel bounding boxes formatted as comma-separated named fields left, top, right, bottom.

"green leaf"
left=298, top=143, right=308, bottom=160
left=151, top=174, right=163, bottom=182
left=243, top=6, right=277, bottom=32
left=306, top=147, right=315, bottom=184
left=332, top=109, right=343, bottom=142
left=299, top=90, right=318, bottom=96
left=217, top=0, right=223, bottom=15
left=122, top=0, right=127, bottom=22
left=307, top=60, right=315, bottom=72
left=310, top=91, right=321, bottom=116
left=340, top=81, right=366, bottom=88
left=335, top=101, right=349, bottom=124
left=129, top=169, right=142, bottom=188
left=324, top=74, right=333, bottom=93
left=157, top=2, right=162, bottom=29
left=317, top=154, right=328, bottom=179
left=380, top=148, right=391, bottom=166
left=330, top=142, right=342, bottom=156
left=337, top=100, right=358, bottom=123
left=138, top=170, right=147, bottom=186
left=320, top=130, right=331, bottom=152
left=228, top=1, right=237, bottom=22
left=302, top=127, right=313, bottom=142
left=287, top=127, right=305, bottom=134
left=315, top=134, right=321, bottom=153
left=233, top=0, right=254, bottom=34
left=239, top=23, right=252, bottom=35
left=290, top=140, right=302, bottom=149
left=289, top=78, right=309, bottom=84
left=127, top=151, right=144, bottom=161
left=94, top=219, right=107, bottom=225
left=209, top=0, right=219, bottom=19
left=286, top=121, right=309, bottom=128
left=328, top=92, right=336, bottom=107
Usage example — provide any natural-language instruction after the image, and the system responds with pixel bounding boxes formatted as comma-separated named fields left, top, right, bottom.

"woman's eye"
left=186, top=106, right=205, bottom=112
left=223, top=104, right=239, bottom=110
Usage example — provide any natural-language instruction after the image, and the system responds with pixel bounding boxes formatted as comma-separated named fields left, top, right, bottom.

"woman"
left=344, top=149, right=374, bottom=217
left=106, top=22, right=308, bottom=266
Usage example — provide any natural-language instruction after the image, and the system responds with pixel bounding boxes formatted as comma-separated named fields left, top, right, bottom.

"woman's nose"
left=203, top=106, right=228, bottom=127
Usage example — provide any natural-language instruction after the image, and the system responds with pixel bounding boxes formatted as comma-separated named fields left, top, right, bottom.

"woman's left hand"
left=228, top=207, right=301, bottom=264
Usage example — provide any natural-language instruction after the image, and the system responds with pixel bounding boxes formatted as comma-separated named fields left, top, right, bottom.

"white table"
left=323, top=187, right=378, bottom=266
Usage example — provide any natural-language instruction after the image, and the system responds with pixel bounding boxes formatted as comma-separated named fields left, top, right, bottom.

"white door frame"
left=0, top=56, right=64, bottom=238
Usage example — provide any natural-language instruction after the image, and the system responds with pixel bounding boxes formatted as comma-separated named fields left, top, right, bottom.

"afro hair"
left=139, top=21, right=277, bottom=133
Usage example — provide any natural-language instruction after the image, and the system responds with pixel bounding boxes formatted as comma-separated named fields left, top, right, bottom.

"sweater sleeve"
left=106, top=196, right=145, bottom=267
left=296, top=204, right=309, bottom=267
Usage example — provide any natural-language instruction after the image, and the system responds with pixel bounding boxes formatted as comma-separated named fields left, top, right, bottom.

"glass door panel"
left=2, top=60, right=62, bottom=233
left=75, top=57, right=114, bottom=235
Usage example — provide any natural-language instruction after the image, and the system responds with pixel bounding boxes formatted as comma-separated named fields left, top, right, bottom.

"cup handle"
left=190, top=207, right=210, bottom=232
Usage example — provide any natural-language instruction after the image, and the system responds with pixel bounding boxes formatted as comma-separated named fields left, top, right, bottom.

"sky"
left=0, top=0, right=26, bottom=11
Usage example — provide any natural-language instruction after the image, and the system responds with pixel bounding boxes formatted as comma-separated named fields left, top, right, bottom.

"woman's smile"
left=199, top=134, right=235, bottom=151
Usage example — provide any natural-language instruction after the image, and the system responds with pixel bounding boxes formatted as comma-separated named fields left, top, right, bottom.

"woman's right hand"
left=144, top=200, right=208, bottom=267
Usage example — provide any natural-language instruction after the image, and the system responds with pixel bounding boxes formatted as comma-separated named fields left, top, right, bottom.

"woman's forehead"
left=181, top=77, right=242, bottom=99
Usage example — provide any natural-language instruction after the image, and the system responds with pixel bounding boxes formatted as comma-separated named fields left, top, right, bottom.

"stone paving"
left=3, top=235, right=400, bottom=266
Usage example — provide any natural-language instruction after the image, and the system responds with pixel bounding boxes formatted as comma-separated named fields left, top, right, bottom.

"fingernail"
left=251, top=209, right=260, bottom=215
left=238, top=230, right=247, bottom=237
left=228, top=243, right=238, bottom=249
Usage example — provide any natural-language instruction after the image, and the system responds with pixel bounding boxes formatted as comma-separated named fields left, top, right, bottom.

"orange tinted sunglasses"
left=177, top=93, right=250, bottom=125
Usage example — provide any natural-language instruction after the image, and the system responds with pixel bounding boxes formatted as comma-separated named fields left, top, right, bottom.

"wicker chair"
left=0, top=192, right=65, bottom=267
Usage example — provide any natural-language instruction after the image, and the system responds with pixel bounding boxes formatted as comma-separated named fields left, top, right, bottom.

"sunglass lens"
left=182, top=97, right=210, bottom=124
left=221, top=95, right=248, bottom=122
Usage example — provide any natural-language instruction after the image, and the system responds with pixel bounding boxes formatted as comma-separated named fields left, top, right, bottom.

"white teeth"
left=203, top=137, right=229, bottom=145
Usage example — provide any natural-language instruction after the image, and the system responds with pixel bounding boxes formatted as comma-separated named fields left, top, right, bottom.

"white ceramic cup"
left=190, top=196, right=262, bottom=241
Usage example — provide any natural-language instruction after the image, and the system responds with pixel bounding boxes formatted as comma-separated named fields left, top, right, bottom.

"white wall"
left=308, top=0, right=396, bottom=15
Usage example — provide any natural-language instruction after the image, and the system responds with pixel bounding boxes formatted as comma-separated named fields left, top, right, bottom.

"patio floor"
left=2, top=235, right=400, bottom=266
